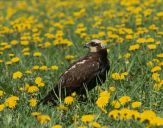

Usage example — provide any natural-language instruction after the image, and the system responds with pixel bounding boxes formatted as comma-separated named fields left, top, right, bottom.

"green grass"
left=0, top=0, right=163, bottom=128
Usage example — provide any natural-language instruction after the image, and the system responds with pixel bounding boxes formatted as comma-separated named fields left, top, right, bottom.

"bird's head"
left=84, top=39, right=106, bottom=52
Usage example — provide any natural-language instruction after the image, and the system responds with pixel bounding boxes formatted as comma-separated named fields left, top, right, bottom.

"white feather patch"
left=77, top=60, right=86, bottom=64
left=69, top=65, right=76, bottom=70
left=91, top=39, right=101, bottom=44
left=67, top=60, right=87, bottom=71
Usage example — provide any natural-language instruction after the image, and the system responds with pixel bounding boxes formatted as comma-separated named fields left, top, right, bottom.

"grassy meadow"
left=0, top=0, right=163, bottom=127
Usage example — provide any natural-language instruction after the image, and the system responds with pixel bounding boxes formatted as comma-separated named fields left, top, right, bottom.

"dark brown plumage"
left=39, top=39, right=110, bottom=105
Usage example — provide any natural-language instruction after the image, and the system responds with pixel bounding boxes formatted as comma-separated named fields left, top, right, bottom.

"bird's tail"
left=39, top=87, right=59, bottom=105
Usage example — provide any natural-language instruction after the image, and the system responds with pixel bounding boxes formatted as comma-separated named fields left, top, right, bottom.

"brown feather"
left=39, top=48, right=109, bottom=105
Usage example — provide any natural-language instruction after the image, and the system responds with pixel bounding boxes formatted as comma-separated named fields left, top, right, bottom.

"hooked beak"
left=83, top=43, right=89, bottom=48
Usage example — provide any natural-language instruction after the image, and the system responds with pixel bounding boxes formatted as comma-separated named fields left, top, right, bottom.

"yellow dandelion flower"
left=65, top=55, right=75, bottom=61
left=109, top=86, right=116, bottom=92
left=52, top=124, right=62, bottom=128
left=147, top=61, right=153, bottom=67
left=147, top=44, right=157, bottom=50
left=140, top=110, right=156, bottom=123
left=157, top=53, right=163, bottom=58
left=44, top=42, right=51, bottom=48
left=90, top=122, right=101, bottom=128
left=96, top=91, right=110, bottom=112
left=0, top=90, right=5, bottom=97
left=6, top=61, right=12, bottom=65
left=120, top=73, right=125, bottom=79
left=22, top=47, right=30, bottom=52
left=33, top=52, right=41, bottom=57
left=0, top=59, right=4, bottom=63
left=21, top=40, right=29, bottom=46
left=119, top=96, right=131, bottom=105
left=152, top=59, right=160, bottom=63
left=27, top=86, right=39, bottom=93
left=8, top=53, right=15, bottom=57
left=159, top=62, right=163, bottom=66
left=39, top=66, right=48, bottom=70
left=61, top=39, right=73, bottom=46
left=150, top=117, right=163, bottom=126
left=11, top=57, right=20, bottom=63
left=38, top=82, right=45, bottom=87
left=5, top=96, right=19, bottom=109
left=25, top=70, right=32, bottom=74
left=81, top=114, right=95, bottom=123
left=29, top=98, right=38, bottom=107
left=37, top=114, right=51, bottom=124
left=78, top=126, right=87, bottom=128
left=112, top=73, right=122, bottom=80
left=32, top=65, right=40, bottom=70
left=112, top=72, right=127, bottom=80
left=56, top=30, right=64, bottom=37
left=155, top=41, right=161, bottom=45
left=157, top=12, right=163, bottom=17
left=64, top=96, right=74, bottom=105
left=151, top=66, right=161, bottom=72
left=10, top=40, right=18, bottom=45
left=0, top=104, right=5, bottom=111
left=122, top=72, right=128, bottom=76
left=130, top=110, right=141, bottom=120
left=19, top=87, right=24, bottom=91
left=123, top=53, right=131, bottom=59
left=35, top=77, right=45, bottom=87
left=131, top=101, right=142, bottom=108
left=146, top=38, right=154, bottom=43
left=152, top=73, right=160, bottom=82
left=108, top=109, right=120, bottom=119
left=13, top=71, right=23, bottom=79
left=31, top=112, right=42, bottom=116
left=96, top=98, right=106, bottom=108
left=35, top=77, right=42, bottom=84
left=153, top=80, right=163, bottom=91
left=24, top=84, right=30, bottom=91
left=137, top=38, right=146, bottom=44
left=71, top=92, right=77, bottom=97
left=23, top=52, right=30, bottom=56
left=45, top=33, right=55, bottom=39
left=99, top=91, right=110, bottom=97
left=51, top=65, right=59, bottom=70
left=129, top=44, right=140, bottom=51
left=149, top=24, right=158, bottom=31
left=125, top=34, right=133, bottom=40
left=6, top=96, right=19, bottom=101
left=111, top=100, right=121, bottom=109
left=119, top=108, right=133, bottom=120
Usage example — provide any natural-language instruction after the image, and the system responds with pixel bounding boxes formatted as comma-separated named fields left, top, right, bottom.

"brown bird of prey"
left=40, top=39, right=110, bottom=105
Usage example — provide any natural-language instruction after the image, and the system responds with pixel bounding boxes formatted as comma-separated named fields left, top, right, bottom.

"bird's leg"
left=39, top=87, right=60, bottom=105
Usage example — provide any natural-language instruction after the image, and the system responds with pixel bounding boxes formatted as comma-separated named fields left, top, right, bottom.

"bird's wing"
left=59, top=56, right=100, bottom=88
